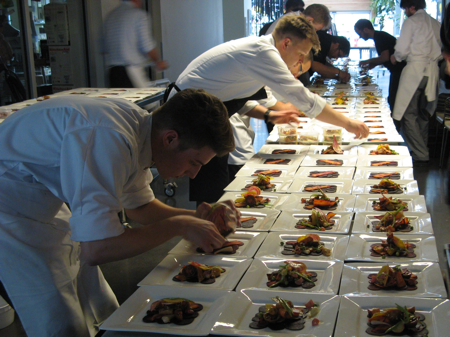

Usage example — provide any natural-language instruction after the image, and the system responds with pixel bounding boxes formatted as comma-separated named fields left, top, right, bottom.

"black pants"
left=108, top=66, right=134, bottom=88
left=388, top=70, right=403, bottom=132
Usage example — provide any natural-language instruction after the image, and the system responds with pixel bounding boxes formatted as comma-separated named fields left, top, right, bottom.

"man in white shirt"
left=391, top=0, right=441, bottom=164
left=172, top=15, right=369, bottom=204
left=0, top=91, right=236, bottom=336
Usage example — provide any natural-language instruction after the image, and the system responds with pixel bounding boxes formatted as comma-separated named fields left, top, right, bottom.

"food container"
left=0, top=296, right=14, bottom=329
left=0, top=107, right=12, bottom=119
left=323, top=126, right=343, bottom=144
left=277, top=124, right=297, bottom=136
left=278, top=134, right=298, bottom=144
left=297, top=130, right=319, bottom=145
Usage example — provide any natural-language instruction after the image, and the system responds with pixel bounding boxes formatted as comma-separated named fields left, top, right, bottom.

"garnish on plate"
left=301, top=189, right=339, bottom=210
left=282, top=234, right=332, bottom=257
left=370, top=144, right=399, bottom=155
left=367, top=265, right=418, bottom=291
left=366, top=304, right=427, bottom=336
left=295, top=208, right=335, bottom=231
left=370, top=178, right=403, bottom=194
left=321, top=135, right=343, bottom=154
left=243, top=174, right=275, bottom=191
left=252, top=169, right=281, bottom=177
left=235, top=188, right=271, bottom=208
left=142, top=298, right=203, bottom=325
left=372, top=205, right=411, bottom=232
left=267, top=261, right=317, bottom=289
left=173, top=261, right=226, bottom=284
left=370, top=232, right=416, bottom=258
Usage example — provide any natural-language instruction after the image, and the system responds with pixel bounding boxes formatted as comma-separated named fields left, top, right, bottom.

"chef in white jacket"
left=0, top=91, right=235, bottom=337
left=391, top=0, right=442, bottom=163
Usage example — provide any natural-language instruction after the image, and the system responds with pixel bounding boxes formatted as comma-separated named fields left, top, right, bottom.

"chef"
left=0, top=90, right=236, bottom=337
left=170, top=15, right=369, bottom=204
left=390, top=0, right=441, bottom=164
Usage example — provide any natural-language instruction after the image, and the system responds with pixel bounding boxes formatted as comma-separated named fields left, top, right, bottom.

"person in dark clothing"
left=355, top=19, right=406, bottom=129
left=259, top=0, right=305, bottom=36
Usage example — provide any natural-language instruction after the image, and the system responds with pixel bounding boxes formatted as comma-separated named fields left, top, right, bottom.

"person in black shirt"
left=355, top=19, right=406, bottom=125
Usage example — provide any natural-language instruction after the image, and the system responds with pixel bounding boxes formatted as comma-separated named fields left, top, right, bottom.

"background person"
left=259, top=0, right=305, bottom=36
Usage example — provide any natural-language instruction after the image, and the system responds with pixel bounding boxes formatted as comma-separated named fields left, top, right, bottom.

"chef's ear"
left=163, top=130, right=179, bottom=146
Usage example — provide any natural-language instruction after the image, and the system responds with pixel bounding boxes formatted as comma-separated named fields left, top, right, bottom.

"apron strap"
left=222, top=87, right=268, bottom=117
left=163, top=82, right=182, bottom=103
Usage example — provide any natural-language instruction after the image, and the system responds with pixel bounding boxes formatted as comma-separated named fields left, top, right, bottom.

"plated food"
left=316, top=159, right=343, bottom=166
left=142, top=298, right=203, bottom=325
left=372, top=206, right=411, bottom=232
left=282, top=234, right=331, bottom=257
left=371, top=160, right=398, bottom=167
left=303, top=184, right=337, bottom=193
left=368, top=265, right=418, bottom=291
left=308, top=170, right=340, bottom=178
left=370, top=144, right=400, bottom=155
left=196, top=240, right=244, bottom=254
left=266, top=261, right=317, bottom=289
left=234, top=189, right=270, bottom=208
left=370, top=232, right=416, bottom=258
left=369, top=172, right=401, bottom=179
left=251, top=169, right=282, bottom=177
left=173, top=261, right=226, bottom=284
left=372, top=194, right=409, bottom=211
left=243, top=174, right=275, bottom=191
left=264, top=158, right=291, bottom=165
left=272, top=149, right=296, bottom=154
left=321, top=135, right=343, bottom=154
left=301, top=190, right=339, bottom=210
left=295, top=208, right=336, bottom=231
left=239, top=216, right=258, bottom=228
left=370, top=178, right=403, bottom=194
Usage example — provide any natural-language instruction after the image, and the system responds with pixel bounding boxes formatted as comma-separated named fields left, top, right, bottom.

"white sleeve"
left=394, top=19, right=413, bottom=62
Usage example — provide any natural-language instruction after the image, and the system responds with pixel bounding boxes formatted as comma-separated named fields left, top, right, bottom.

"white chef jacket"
left=393, top=9, right=442, bottom=120
left=175, top=34, right=326, bottom=118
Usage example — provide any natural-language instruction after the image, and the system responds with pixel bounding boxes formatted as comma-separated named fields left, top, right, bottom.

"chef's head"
left=273, top=15, right=321, bottom=69
left=151, top=89, right=235, bottom=179
left=400, top=0, right=426, bottom=17
left=302, top=4, right=331, bottom=31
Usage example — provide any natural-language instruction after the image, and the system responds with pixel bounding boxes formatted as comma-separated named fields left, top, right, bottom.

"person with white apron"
left=0, top=92, right=235, bottom=336
left=391, top=1, right=442, bottom=163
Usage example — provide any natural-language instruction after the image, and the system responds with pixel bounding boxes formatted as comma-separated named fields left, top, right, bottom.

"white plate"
left=301, top=155, right=358, bottom=167
left=353, top=194, right=427, bottom=213
left=352, top=212, right=433, bottom=235
left=237, top=208, right=281, bottom=232
left=235, top=164, right=297, bottom=177
left=295, top=166, right=356, bottom=180
left=168, top=232, right=268, bottom=258
left=236, top=258, right=343, bottom=294
left=356, top=155, right=413, bottom=167
left=275, top=193, right=356, bottom=212
left=270, top=210, right=353, bottom=234
left=255, top=232, right=349, bottom=261
left=345, top=234, right=439, bottom=262
left=360, top=134, right=405, bottom=143
left=339, top=262, right=447, bottom=298
left=289, top=178, right=353, bottom=194
left=357, top=145, right=411, bottom=156
left=352, top=179, right=419, bottom=195
left=138, top=255, right=252, bottom=290
left=246, top=154, right=304, bottom=169
left=218, top=191, right=290, bottom=209
left=307, top=145, right=358, bottom=156
left=211, top=290, right=340, bottom=337
left=224, top=176, right=293, bottom=193
left=336, top=296, right=450, bottom=336
left=257, top=144, right=310, bottom=155
left=100, top=286, right=232, bottom=335
left=354, top=167, right=415, bottom=180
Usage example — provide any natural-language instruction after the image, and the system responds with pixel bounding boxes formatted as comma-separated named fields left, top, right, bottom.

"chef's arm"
left=360, top=50, right=390, bottom=68
left=315, top=104, right=369, bottom=139
left=245, top=103, right=301, bottom=124
left=311, top=61, right=350, bottom=81
left=148, top=48, right=168, bottom=71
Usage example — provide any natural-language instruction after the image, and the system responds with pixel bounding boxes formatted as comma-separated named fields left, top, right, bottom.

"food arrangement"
left=301, top=189, right=339, bottom=210
left=282, top=234, right=332, bottom=257
left=308, top=170, right=340, bottom=178
left=367, top=265, right=418, bottom=291
left=369, top=172, right=401, bottom=180
left=235, top=188, right=271, bottom=208
left=370, top=178, right=404, bottom=194
left=371, top=161, right=398, bottom=167
left=366, top=305, right=427, bottom=336
left=272, top=149, right=296, bottom=154
left=369, top=130, right=386, bottom=135
left=243, top=174, right=275, bottom=191
left=372, top=194, right=409, bottom=211
left=238, top=216, right=258, bottom=228
left=206, top=203, right=236, bottom=237
left=173, top=261, right=226, bottom=284
left=303, top=184, right=337, bottom=193
left=333, top=93, right=349, bottom=105
left=249, top=296, right=319, bottom=331
left=266, top=261, right=317, bottom=289
left=316, top=159, right=343, bottom=166
left=295, top=208, right=336, bottom=231
left=369, top=138, right=389, bottom=142
left=264, top=158, right=291, bottom=165
left=370, top=232, right=416, bottom=258
left=363, top=93, right=379, bottom=104
left=321, top=135, right=343, bottom=154
left=196, top=240, right=244, bottom=254
left=252, top=169, right=281, bottom=177
left=370, top=144, right=399, bottom=155
left=142, top=298, right=203, bottom=325
left=372, top=205, right=411, bottom=232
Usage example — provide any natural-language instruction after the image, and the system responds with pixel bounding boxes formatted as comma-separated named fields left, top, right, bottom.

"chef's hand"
left=390, top=55, right=397, bottom=65
left=195, top=200, right=241, bottom=236
left=217, top=199, right=241, bottom=227
left=155, top=60, right=169, bottom=71
left=345, top=119, right=369, bottom=139
left=338, top=70, right=351, bottom=83
left=268, top=110, right=302, bottom=125
left=195, top=202, right=212, bottom=219
left=178, top=215, right=226, bottom=253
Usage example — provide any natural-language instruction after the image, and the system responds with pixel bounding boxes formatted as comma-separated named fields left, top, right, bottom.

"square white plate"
left=224, top=176, right=293, bottom=193
left=138, top=255, right=252, bottom=290
left=218, top=191, right=290, bottom=210
left=356, top=155, right=413, bottom=167
left=275, top=193, right=356, bottom=212
left=345, top=234, right=439, bottom=263
left=100, top=286, right=232, bottom=335
left=352, top=212, right=433, bottom=235
left=352, top=179, right=419, bottom=195
left=235, top=164, right=297, bottom=177
left=335, top=296, right=450, bottom=337
left=301, top=155, right=358, bottom=167
left=246, top=154, right=304, bottom=169
left=237, top=208, right=281, bottom=232
left=270, top=210, right=353, bottom=234
left=353, top=194, right=427, bottom=213
left=289, top=178, right=353, bottom=194
left=361, top=134, right=405, bottom=143
left=255, top=232, right=349, bottom=261
left=257, top=144, right=310, bottom=155
left=168, top=232, right=268, bottom=258
left=357, top=145, right=411, bottom=156
left=211, top=290, right=340, bottom=337
left=295, top=166, right=356, bottom=180
left=339, top=262, right=447, bottom=298
left=354, top=167, right=415, bottom=180
left=236, top=258, right=343, bottom=294
left=307, top=145, right=358, bottom=156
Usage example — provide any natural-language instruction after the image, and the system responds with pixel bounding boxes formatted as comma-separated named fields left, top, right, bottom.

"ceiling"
left=303, top=0, right=373, bottom=12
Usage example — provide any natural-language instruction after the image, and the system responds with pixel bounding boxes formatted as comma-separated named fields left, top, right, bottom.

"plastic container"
left=0, top=295, right=14, bottom=329
left=278, top=134, right=298, bottom=144
left=277, top=124, right=297, bottom=136
left=323, top=126, right=343, bottom=144
left=297, top=130, right=319, bottom=145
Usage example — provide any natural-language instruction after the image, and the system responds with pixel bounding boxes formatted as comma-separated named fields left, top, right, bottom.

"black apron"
left=164, top=84, right=267, bottom=204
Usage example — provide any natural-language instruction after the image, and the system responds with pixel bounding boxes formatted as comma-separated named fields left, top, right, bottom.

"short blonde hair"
left=273, top=15, right=321, bottom=54
left=303, top=4, right=331, bottom=28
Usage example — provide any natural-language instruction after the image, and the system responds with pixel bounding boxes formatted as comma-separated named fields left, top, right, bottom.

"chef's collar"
left=138, top=113, right=154, bottom=169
